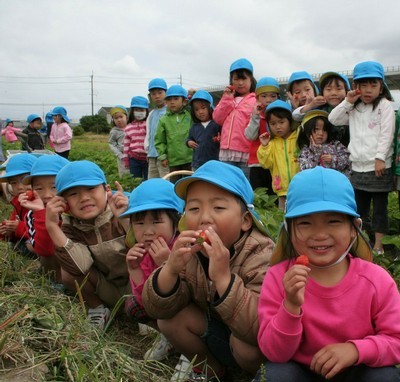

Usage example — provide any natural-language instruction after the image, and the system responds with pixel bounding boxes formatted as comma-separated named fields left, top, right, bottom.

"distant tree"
left=79, top=115, right=110, bottom=134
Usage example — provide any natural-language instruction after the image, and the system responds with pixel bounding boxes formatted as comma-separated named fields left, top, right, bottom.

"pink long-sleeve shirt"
left=49, top=122, right=72, bottom=153
left=258, top=256, right=400, bottom=367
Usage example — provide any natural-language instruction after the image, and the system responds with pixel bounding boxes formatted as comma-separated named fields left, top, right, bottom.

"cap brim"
left=120, top=201, right=177, bottom=218
left=57, top=180, right=103, bottom=195
left=285, top=201, right=359, bottom=219
left=23, top=172, right=57, bottom=185
left=0, top=171, right=30, bottom=182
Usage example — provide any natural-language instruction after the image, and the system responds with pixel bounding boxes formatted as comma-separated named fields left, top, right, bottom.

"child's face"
left=8, top=174, right=30, bottom=195
left=132, top=210, right=174, bottom=249
left=311, top=119, right=328, bottom=145
left=30, top=120, right=42, bottom=130
left=184, top=181, right=252, bottom=251
left=322, top=79, right=347, bottom=107
left=192, top=100, right=211, bottom=122
left=232, top=72, right=252, bottom=96
left=149, top=89, right=166, bottom=108
left=268, top=114, right=291, bottom=139
left=63, top=184, right=107, bottom=221
left=112, top=112, right=127, bottom=129
left=258, top=92, right=278, bottom=107
left=53, top=115, right=62, bottom=124
left=356, top=79, right=382, bottom=104
left=291, top=80, right=315, bottom=106
left=291, top=212, right=355, bottom=268
left=32, top=176, right=57, bottom=207
left=166, top=96, right=185, bottom=113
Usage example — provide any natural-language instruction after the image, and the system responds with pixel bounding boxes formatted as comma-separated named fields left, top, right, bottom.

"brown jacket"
left=143, top=228, right=274, bottom=346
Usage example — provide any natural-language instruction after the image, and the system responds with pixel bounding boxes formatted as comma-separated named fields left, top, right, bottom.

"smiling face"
left=131, top=210, right=175, bottom=249
left=268, top=113, right=292, bottom=139
left=32, top=176, right=57, bottom=206
left=63, top=184, right=107, bottom=220
left=184, top=181, right=252, bottom=251
left=291, top=212, right=356, bottom=267
left=322, top=78, right=347, bottom=107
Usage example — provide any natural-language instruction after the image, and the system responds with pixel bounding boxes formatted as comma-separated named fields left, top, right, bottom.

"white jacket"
left=328, top=98, right=395, bottom=172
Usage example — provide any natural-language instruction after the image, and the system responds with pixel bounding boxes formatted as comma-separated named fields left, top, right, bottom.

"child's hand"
left=375, top=159, right=386, bottom=177
left=45, top=196, right=67, bottom=227
left=282, top=260, right=310, bottom=314
left=187, top=140, right=199, bottom=149
left=223, top=85, right=235, bottom=98
left=286, top=91, right=300, bottom=109
left=126, top=244, right=146, bottom=269
left=161, top=159, right=168, bottom=167
left=19, top=190, right=45, bottom=211
left=107, top=181, right=128, bottom=218
left=311, top=343, right=358, bottom=379
left=320, top=154, right=332, bottom=165
left=253, top=102, right=263, bottom=116
left=346, top=87, right=361, bottom=104
left=259, top=132, right=271, bottom=146
left=309, top=95, right=326, bottom=109
left=148, top=236, right=171, bottom=266
left=0, top=220, right=18, bottom=236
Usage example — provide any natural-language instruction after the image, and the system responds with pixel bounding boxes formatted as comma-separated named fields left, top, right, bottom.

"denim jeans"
left=129, top=157, right=148, bottom=179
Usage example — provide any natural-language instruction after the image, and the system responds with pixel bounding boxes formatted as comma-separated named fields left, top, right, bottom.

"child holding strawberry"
left=142, top=160, right=274, bottom=381
left=120, top=178, right=183, bottom=362
left=0, top=153, right=37, bottom=255
left=213, top=58, right=257, bottom=179
left=254, top=166, right=400, bottom=381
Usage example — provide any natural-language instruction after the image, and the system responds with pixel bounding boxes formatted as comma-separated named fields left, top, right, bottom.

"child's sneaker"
left=143, top=333, right=175, bottom=361
left=87, top=304, right=110, bottom=330
left=170, top=354, right=191, bottom=381
left=138, top=323, right=157, bottom=336
left=185, top=369, right=225, bottom=382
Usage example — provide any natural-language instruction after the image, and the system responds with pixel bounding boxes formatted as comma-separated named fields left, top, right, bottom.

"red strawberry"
left=1, top=221, right=6, bottom=226
left=294, top=94, right=299, bottom=100
left=227, top=85, right=235, bottom=92
left=196, top=230, right=211, bottom=245
left=295, top=255, right=309, bottom=266
left=355, top=89, right=361, bottom=95
left=26, top=190, right=35, bottom=201
left=64, top=202, right=70, bottom=213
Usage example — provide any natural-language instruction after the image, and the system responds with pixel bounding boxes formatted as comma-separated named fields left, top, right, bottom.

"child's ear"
left=241, top=211, right=253, bottom=232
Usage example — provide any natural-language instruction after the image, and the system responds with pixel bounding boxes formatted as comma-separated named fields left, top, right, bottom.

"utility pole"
left=179, top=73, right=182, bottom=86
left=91, top=71, right=94, bottom=116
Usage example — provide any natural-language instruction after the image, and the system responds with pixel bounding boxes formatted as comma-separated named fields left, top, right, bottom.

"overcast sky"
left=1, top=0, right=400, bottom=121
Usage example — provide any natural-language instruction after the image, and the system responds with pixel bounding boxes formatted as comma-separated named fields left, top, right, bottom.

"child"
left=245, top=76, right=280, bottom=191
left=120, top=178, right=184, bottom=361
left=45, top=160, right=131, bottom=329
left=142, top=160, right=275, bottom=381
left=20, top=154, right=69, bottom=283
left=49, top=106, right=73, bottom=159
left=21, top=114, right=45, bottom=151
left=0, top=153, right=37, bottom=255
left=298, top=110, right=351, bottom=177
left=213, top=58, right=256, bottom=179
left=394, top=108, right=400, bottom=228
left=124, top=96, right=149, bottom=179
left=2, top=118, right=19, bottom=144
left=329, top=61, right=395, bottom=255
left=186, top=90, right=221, bottom=170
left=287, top=71, right=321, bottom=115
left=108, top=105, right=130, bottom=177
left=319, top=71, right=351, bottom=146
left=254, top=167, right=400, bottom=382
left=154, top=85, right=193, bottom=183
left=257, top=100, right=300, bottom=210
left=145, top=78, right=170, bottom=179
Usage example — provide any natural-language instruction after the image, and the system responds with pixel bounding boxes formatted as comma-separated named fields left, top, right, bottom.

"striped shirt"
left=123, top=121, right=147, bottom=161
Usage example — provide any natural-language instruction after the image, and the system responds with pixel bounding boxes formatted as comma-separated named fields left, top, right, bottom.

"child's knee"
left=231, top=336, right=265, bottom=374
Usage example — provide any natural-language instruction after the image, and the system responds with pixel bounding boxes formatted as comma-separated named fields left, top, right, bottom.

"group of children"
left=0, top=58, right=399, bottom=381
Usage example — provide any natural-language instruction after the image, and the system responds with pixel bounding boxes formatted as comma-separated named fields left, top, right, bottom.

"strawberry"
left=1, top=221, right=6, bottom=226
left=355, top=89, right=361, bottom=95
left=196, top=230, right=211, bottom=245
left=227, top=85, right=235, bottom=92
left=295, top=255, right=309, bottom=266
left=26, top=190, right=35, bottom=201
left=64, top=202, right=70, bottom=213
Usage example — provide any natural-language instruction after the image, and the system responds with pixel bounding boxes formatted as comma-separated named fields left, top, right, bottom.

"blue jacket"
left=186, top=120, right=221, bottom=169
left=145, top=105, right=167, bottom=158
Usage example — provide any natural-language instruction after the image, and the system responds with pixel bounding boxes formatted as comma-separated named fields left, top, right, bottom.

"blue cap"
left=27, top=114, right=42, bottom=124
left=120, top=178, right=184, bottom=218
left=265, top=99, right=292, bottom=114
left=190, top=90, right=214, bottom=108
left=288, top=71, right=319, bottom=95
left=166, top=85, right=188, bottom=99
left=230, top=58, right=253, bottom=73
left=0, top=153, right=37, bottom=182
left=51, top=106, right=70, bottom=123
left=130, top=96, right=149, bottom=109
left=23, top=154, right=69, bottom=184
left=6, top=118, right=12, bottom=124
left=45, top=112, right=53, bottom=123
left=285, top=167, right=359, bottom=218
left=255, top=77, right=280, bottom=96
left=110, top=105, right=128, bottom=116
left=55, top=160, right=106, bottom=194
left=175, top=161, right=270, bottom=237
left=353, top=61, right=385, bottom=81
left=148, top=78, right=168, bottom=91
left=319, top=71, right=351, bottom=92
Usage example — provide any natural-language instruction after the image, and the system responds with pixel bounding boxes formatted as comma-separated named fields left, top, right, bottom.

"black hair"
left=128, top=108, right=149, bottom=123
left=353, top=78, right=393, bottom=110
left=229, top=69, right=257, bottom=94
left=288, top=79, right=316, bottom=95
left=265, top=108, right=294, bottom=138
left=320, top=76, right=349, bottom=93
left=130, top=209, right=180, bottom=232
left=190, top=99, right=213, bottom=123
left=297, top=117, right=337, bottom=149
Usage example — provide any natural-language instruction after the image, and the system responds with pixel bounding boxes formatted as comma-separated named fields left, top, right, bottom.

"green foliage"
left=73, top=125, right=85, bottom=136
left=79, top=115, right=111, bottom=134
